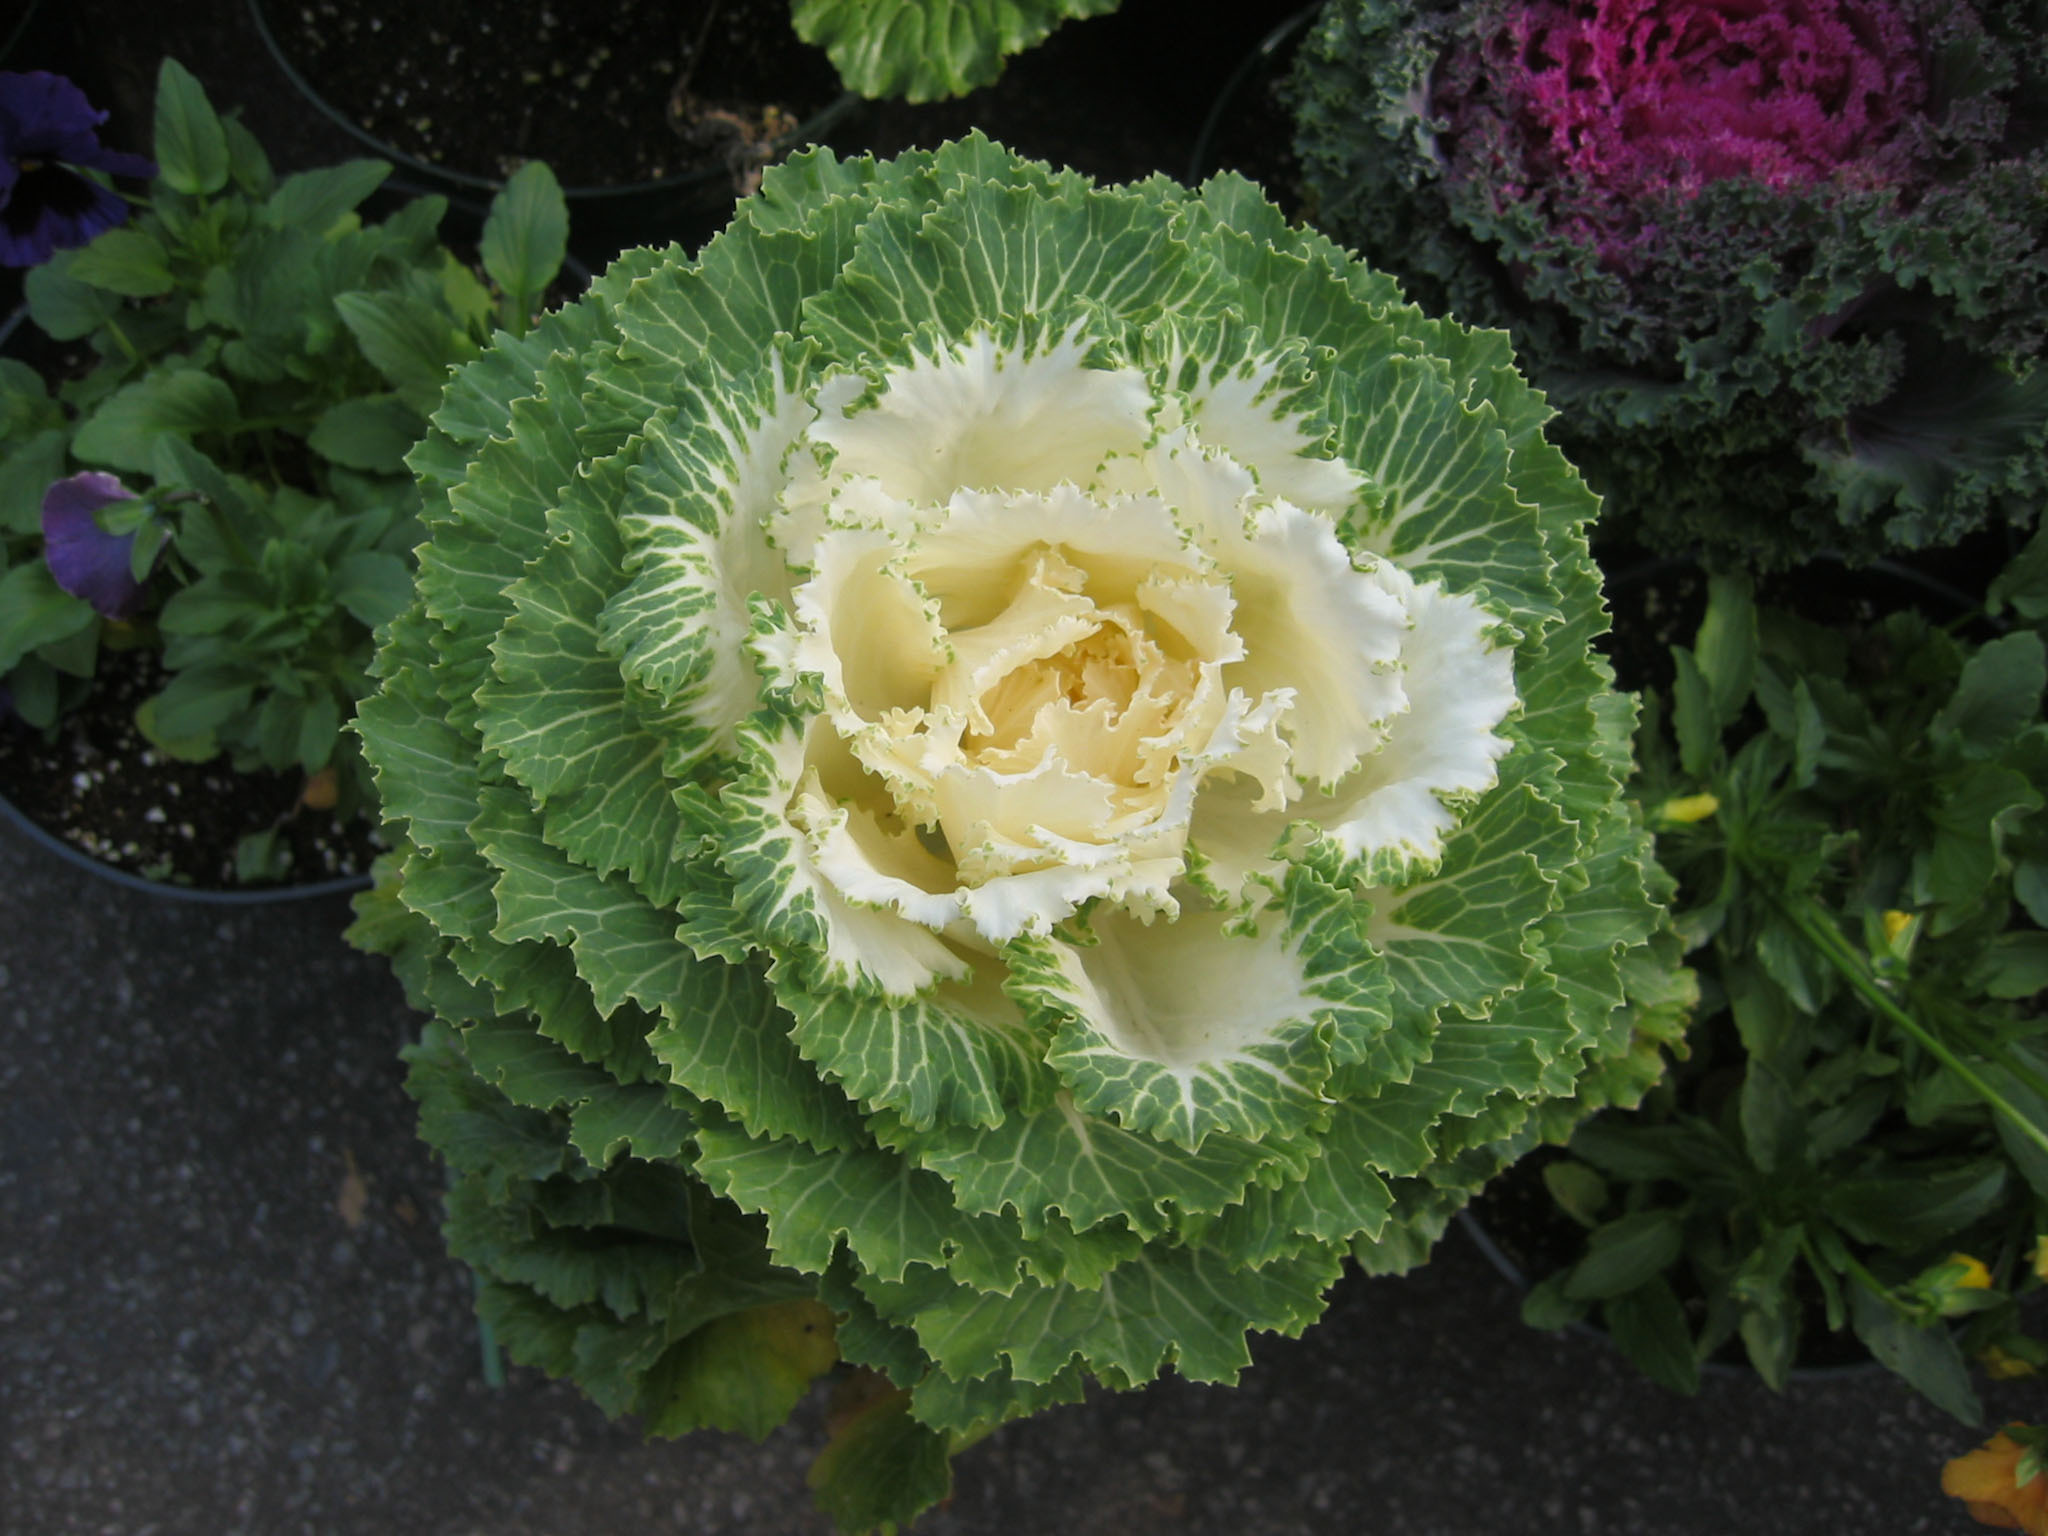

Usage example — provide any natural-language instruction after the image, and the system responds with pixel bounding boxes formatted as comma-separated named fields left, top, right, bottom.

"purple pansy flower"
left=42, top=471, right=155, bottom=619
left=0, top=71, right=156, bottom=268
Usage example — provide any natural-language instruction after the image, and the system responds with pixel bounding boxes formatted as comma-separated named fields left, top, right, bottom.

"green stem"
left=103, top=317, right=140, bottom=363
left=202, top=496, right=255, bottom=568
left=1773, top=893, right=2048, bottom=1160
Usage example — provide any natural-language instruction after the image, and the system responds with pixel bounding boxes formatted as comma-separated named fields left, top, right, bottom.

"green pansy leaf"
left=1850, top=1284, right=1981, bottom=1426
left=264, top=159, right=392, bottom=235
left=1825, top=1162, right=2007, bottom=1251
left=1603, top=1278, right=1700, bottom=1396
left=1562, top=1210, right=1685, bottom=1301
left=1693, top=573, right=1757, bottom=728
left=1933, top=632, right=2047, bottom=756
left=0, top=563, right=96, bottom=675
left=335, top=289, right=477, bottom=413
left=73, top=371, right=241, bottom=471
left=309, top=396, right=425, bottom=473
left=480, top=160, right=568, bottom=333
left=332, top=550, right=415, bottom=629
left=67, top=227, right=176, bottom=298
left=152, top=59, right=229, bottom=196
left=23, top=252, right=119, bottom=339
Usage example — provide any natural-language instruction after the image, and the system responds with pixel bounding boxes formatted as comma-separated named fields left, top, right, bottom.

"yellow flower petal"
left=1656, top=792, right=1719, bottom=825
left=1945, top=1432, right=2048, bottom=1535
left=1953, top=1253, right=1995, bottom=1290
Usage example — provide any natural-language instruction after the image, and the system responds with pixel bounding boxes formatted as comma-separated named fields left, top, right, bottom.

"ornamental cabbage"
left=1289, top=0, right=2048, bottom=568
left=348, top=136, right=1689, bottom=1527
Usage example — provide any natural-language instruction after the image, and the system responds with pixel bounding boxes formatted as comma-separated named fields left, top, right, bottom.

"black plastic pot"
left=1186, top=4, right=1318, bottom=192
left=246, top=0, right=858, bottom=261
left=0, top=788, right=371, bottom=903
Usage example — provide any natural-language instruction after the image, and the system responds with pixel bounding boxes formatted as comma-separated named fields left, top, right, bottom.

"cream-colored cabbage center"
left=767, top=333, right=1517, bottom=957
left=802, top=496, right=1235, bottom=900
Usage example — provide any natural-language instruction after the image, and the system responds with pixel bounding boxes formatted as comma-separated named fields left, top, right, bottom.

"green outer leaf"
left=472, top=787, right=696, bottom=1019
left=782, top=959, right=1058, bottom=1133
left=638, top=1298, right=839, bottom=1441
left=646, top=959, right=870, bottom=1154
left=798, top=172, right=1221, bottom=371
left=694, top=1117, right=1138, bottom=1293
left=791, top=0, right=1121, bottom=101
left=807, top=1389, right=954, bottom=1536
left=877, top=1092, right=1290, bottom=1241
left=1365, top=778, right=1575, bottom=1082
left=866, top=1240, right=1342, bottom=1387
left=479, top=447, right=696, bottom=907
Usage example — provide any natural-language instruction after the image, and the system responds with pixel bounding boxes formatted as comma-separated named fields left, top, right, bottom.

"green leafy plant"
left=0, top=59, right=568, bottom=842
left=1520, top=549, right=2048, bottom=1420
left=1287, top=0, right=2048, bottom=569
left=791, top=0, right=1122, bottom=101
left=345, top=134, right=1690, bottom=1531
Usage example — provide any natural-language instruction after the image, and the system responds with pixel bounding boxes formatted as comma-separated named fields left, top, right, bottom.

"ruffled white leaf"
left=723, top=715, right=970, bottom=999
left=1145, top=432, right=1408, bottom=786
left=600, top=360, right=815, bottom=754
left=1304, top=562, right=1519, bottom=877
left=1178, top=345, right=1361, bottom=517
left=807, top=323, right=1153, bottom=506
left=906, top=482, right=1194, bottom=632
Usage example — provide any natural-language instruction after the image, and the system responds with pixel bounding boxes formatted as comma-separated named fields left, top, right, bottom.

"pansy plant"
left=348, top=137, right=1690, bottom=1529
left=0, top=61, right=567, bottom=866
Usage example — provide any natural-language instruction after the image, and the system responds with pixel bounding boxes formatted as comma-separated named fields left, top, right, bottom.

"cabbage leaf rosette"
left=348, top=137, right=1689, bottom=1526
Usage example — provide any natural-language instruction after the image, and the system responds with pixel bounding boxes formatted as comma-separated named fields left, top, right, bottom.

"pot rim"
left=245, top=0, right=859, bottom=202
left=0, top=782, right=373, bottom=903
left=1185, top=2, right=1319, bottom=187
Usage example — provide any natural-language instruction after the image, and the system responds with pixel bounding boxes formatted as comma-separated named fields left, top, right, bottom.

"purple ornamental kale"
left=42, top=472, right=153, bottom=619
left=0, top=71, right=156, bottom=267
